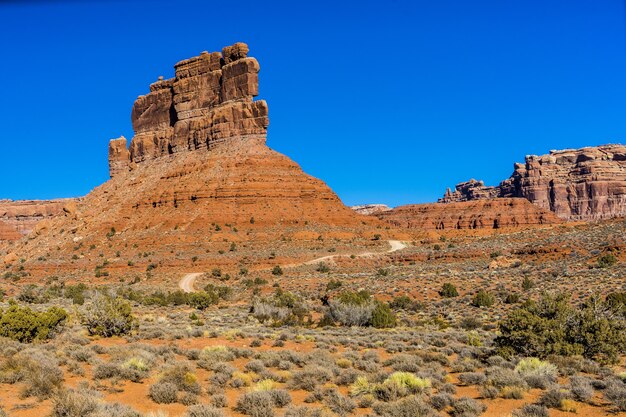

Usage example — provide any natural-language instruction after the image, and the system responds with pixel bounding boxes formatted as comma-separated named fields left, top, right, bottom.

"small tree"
left=471, top=290, right=495, bottom=307
left=439, top=283, right=459, bottom=298
left=0, top=303, right=67, bottom=343
left=81, top=293, right=134, bottom=337
left=187, top=291, right=218, bottom=310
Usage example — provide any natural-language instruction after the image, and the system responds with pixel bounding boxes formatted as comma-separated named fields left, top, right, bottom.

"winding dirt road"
left=178, top=240, right=407, bottom=293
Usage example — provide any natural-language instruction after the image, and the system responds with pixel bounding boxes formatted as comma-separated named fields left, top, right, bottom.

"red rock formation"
left=109, top=42, right=269, bottom=175
left=379, top=198, right=562, bottom=230
left=0, top=199, right=72, bottom=241
left=440, top=145, right=626, bottom=220
left=351, top=204, right=392, bottom=215
left=8, top=43, right=379, bottom=276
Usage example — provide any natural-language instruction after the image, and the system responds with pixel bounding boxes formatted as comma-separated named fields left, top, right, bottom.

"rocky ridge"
left=378, top=198, right=562, bottom=231
left=441, top=145, right=626, bottom=220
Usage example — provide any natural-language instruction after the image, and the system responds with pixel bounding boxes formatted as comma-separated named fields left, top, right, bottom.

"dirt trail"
left=179, top=240, right=407, bottom=293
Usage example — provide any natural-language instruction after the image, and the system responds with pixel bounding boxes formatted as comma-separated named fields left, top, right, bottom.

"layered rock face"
left=379, top=199, right=562, bottom=231
left=109, top=42, right=269, bottom=177
left=351, top=204, right=392, bottom=215
left=0, top=200, right=71, bottom=241
left=440, top=145, right=626, bottom=220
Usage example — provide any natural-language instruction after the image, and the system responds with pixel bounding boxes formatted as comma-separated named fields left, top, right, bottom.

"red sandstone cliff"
left=378, top=198, right=562, bottom=231
left=441, top=145, right=626, bottom=220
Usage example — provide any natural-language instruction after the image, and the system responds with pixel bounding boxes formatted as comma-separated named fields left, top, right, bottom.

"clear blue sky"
left=1, top=0, right=625, bottom=207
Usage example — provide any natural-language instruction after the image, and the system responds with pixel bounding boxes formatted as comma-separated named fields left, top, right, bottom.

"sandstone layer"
left=441, top=145, right=626, bottom=220
left=351, top=204, right=392, bottom=216
left=0, top=199, right=73, bottom=241
left=378, top=198, right=562, bottom=231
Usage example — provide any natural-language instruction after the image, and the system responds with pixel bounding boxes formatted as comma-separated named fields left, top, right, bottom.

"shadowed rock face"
left=440, top=145, right=626, bottom=220
left=0, top=200, right=73, bottom=241
left=108, top=42, right=269, bottom=177
left=379, top=198, right=562, bottom=231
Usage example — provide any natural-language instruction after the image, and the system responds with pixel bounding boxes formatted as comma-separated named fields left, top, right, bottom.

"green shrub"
left=496, top=293, right=626, bottom=364
left=0, top=303, right=67, bottom=343
left=80, top=293, right=134, bottom=337
left=251, top=290, right=310, bottom=326
left=471, top=290, right=495, bottom=307
left=439, top=283, right=459, bottom=298
left=370, top=302, right=397, bottom=328
left=326, top=279, right=343, bottom=291
left=597, top=253, right=617, bottom=268
left=64, top=283, right=87, bottom=305
left=187, top=291, right=219, bottom=310
left=522, top=276, right=534, bottom=291
left=272, top=265, right=283, bottom=276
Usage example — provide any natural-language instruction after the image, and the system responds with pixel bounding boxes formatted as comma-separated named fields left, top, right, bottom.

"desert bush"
left=290, top=366, right=332, bottom=391
left=372, top=395, right=438, bottom=417
left=81, top=293, right=134, bottom=337
left=326, top=291, right=396, bottom=328
left=211, top=394, right=228, bottom=408
left=64, top=283, right=88, bottom=305
left=251, top=290, right=310, bottom=326
left=430, top=393, right=453, bottom=410
left=0, top=303, right=67, bottom=342
left=459, top=372, right=487, bottom=386
left=20, top=350, right=64, bottom=399
left=235, top=391, right=275, bottom=417
left=198, top=345, right=235, bottom=369
left=568, top=376, right=593, bottom=402
left=439, top=283, right=459, bottom=298
left=187, top=291, right=219, bottom=310
left=496, top=293, right=626, bottom=364
left=186, top=405, right=224, bottom=417
left=449, top=397, right=487, bottom=417
left=159, top=362, right=201, bottom=394
left=283, top=407, right=323, bottom=417
left=350, top=376, right=374, bottom=396
left=597, top=253, right=617, bottom=268
left=515, top=358, right=557, bottom=388
left=384, top=372, right=431, bottom=394
left=50, top=387, right=100, bottom=417
left=539, top=387, right=571, bottom=409
left=471, top=290, right=495, bottom=308
left=604, top=379, right=626, bottom=411
left=324, top=389, right=356, bottom=416
left=512, top=404, right=549, bottom=417
left=485, top=366, right=527, bottom=390
left=370, top=302, right=397, bottom=328
left=149, top=381, right=178, bottom=404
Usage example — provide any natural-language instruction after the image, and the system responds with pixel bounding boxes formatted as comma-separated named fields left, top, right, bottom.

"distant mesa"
left=440, top=145, right=626, bottom=221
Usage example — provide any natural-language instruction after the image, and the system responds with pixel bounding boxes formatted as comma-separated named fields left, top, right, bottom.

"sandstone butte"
left=2, top=43, right=385, bottom=275
left=440, top=145, right=626, bottom=220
